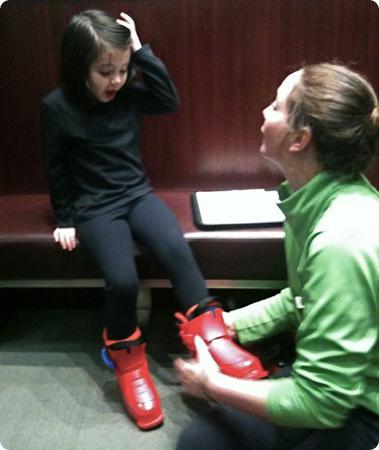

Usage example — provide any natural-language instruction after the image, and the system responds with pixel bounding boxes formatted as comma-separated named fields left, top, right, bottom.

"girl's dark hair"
left=60, top=9, right=131, bottom=103
left=286, top=63, right=379, bottom=176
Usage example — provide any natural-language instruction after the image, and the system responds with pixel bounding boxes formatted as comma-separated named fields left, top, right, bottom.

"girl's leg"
left=128, top=194, right=268, bottom=380
left=77, top=213, right=138, bottom=339
left=77, top=212, right=163, bottom=430
left=128, top=193, right=208, bottom=310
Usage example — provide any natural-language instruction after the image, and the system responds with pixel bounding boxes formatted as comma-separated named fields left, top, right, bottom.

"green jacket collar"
left=277, top=171, right=352, bottom=242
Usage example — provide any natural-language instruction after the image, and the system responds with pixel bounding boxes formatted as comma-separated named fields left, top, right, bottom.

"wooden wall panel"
left=0, top=0, right=378, bottom=194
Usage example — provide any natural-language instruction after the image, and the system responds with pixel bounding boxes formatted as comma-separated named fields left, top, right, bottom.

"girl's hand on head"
left=174, top=336, right=220, bottom=400
left=116, top=13, right=142, bottom=52
left=53, top=227, right=77, bottom=252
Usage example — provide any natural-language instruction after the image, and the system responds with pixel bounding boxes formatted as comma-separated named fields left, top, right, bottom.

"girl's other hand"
left=116, top=13, right=142, bottom=52
left=53, top=227, right=77, bottom=251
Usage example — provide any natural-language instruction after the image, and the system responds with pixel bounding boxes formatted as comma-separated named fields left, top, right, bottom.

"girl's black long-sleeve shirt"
left=41, top=44, right=179, bottom=227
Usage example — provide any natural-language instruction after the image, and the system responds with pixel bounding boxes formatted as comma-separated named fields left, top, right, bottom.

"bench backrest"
left=1, top=0, right=378, bottom=195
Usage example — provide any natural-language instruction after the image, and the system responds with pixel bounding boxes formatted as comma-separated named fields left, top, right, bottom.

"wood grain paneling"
left=1, top=0, right=378, bottom=193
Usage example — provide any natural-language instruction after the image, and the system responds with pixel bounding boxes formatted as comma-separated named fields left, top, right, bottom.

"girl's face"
left=87, top=47, right=132, bottom=102
left=259, top=70, right=302, bottom=169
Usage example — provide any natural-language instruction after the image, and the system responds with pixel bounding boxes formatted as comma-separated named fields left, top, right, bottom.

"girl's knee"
left=106, top=274, right=139, bottom=297
left=157, top=234, right=192, bottom=263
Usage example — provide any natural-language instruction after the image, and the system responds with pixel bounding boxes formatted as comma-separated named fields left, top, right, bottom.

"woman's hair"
left=286, top=63, right=379, bottom=176
left=60, top=9, right=131, bottom=102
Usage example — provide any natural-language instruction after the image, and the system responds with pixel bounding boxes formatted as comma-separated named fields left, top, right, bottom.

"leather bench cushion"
left=0, top=193, right=286, bottom=282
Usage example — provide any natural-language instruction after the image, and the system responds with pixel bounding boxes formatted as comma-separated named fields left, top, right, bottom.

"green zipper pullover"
left=229, top=171, right=379, bottom=428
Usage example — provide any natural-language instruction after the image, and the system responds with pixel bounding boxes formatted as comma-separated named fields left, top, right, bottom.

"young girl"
left=175, top=63, right=379, bottom=449
left=41, top=10, right=266, bottom=430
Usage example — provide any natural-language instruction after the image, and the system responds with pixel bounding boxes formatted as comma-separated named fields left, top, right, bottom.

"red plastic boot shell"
left=104, top=331, right=164, bottom=430
left=176, top=308, right=269, bottom=380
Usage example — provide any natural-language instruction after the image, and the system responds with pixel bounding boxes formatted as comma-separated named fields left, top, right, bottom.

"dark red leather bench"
left=2, top=0, right=378, bottom=301
left=0, top=192, right=287, bottom=290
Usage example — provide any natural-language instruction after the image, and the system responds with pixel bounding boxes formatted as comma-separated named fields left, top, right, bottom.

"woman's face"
left=87, top=47, right=131, bottom=102
left=259, top=70, right=302, bottom=168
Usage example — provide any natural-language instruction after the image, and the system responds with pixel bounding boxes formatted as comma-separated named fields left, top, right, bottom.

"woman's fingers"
left=194, top=336, right=220, bottom=371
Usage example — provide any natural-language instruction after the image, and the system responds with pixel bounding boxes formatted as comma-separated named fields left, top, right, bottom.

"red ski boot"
left=175, top=300, right=269, bottom=380
left=102, top=328, right=163, bottom=430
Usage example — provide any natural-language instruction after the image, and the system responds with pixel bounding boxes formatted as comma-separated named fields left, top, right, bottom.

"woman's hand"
left=116, top=13, right=142, bottom=52
left=176, top=336, right=272, bottom=419
left=53, top=227, right=77, bottom=251
left=174, top=336, right=220, bottom=400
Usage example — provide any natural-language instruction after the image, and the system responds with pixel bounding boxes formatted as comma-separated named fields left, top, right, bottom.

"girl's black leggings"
left=77, top=192, right=208, bottom=340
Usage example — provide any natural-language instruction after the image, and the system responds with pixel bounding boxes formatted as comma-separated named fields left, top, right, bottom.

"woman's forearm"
left=203, top=371, right=273, bottom=421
